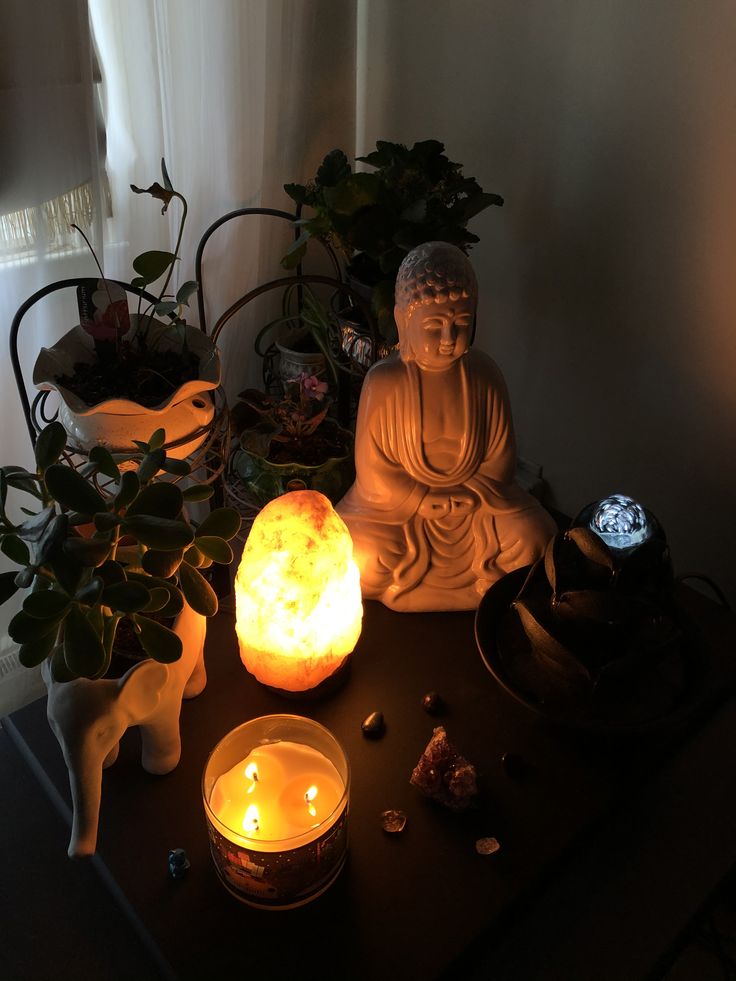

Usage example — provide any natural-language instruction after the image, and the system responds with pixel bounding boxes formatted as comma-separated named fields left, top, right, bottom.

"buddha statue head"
left=394, top=241, right=478, bottom=371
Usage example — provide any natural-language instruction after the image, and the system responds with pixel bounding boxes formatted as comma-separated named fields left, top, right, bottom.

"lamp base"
left=263, top=656, right=352, bottom=701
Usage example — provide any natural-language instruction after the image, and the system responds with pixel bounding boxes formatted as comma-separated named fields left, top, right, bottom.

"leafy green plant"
left=282, top=140, right=503, bottom=344
left=254, top=284, right=355, bottom=387
left=232, top=374, right=332, bottom=461
left=0, top=422, right=240, bottom=681
left=63, top=159, right=202, bottom=407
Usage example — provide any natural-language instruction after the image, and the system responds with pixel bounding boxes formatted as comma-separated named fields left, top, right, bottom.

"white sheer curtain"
left=91, top=0, right=357, bottom=402
left=1, top=0, right=357, bottom=712
left=0, top=0, right=106, bottom=711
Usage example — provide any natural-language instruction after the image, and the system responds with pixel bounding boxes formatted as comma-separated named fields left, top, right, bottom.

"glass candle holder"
left=202, top=715, right=349, bottom=909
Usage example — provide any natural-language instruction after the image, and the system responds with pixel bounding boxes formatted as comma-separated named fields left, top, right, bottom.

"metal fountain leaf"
left=567, top=526, right=615, bottom=570
left=513, top=596, right=591, bottom=685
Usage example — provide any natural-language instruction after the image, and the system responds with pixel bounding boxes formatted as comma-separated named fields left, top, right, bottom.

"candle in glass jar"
left=209, top=741, right=344, bottom=848
left=202, top=716, right=350, bottom=908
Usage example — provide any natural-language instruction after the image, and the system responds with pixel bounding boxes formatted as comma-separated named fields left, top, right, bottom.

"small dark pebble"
left=501, top=752, right=525, bottom=778
left=361, top=710, right=385, bottom=738
left=168, top=847, right=190, bottom=879
left=421, top=691, right=443, bottom=715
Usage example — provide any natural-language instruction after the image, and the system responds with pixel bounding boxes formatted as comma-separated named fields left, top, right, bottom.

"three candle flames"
left=241, top=762, right=320, bottom=834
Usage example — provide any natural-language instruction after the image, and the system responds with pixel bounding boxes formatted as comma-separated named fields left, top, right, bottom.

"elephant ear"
left=117, top=659, right=168, bottom=721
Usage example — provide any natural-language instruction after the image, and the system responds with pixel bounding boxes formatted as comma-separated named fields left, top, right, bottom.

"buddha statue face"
left=395, top=297, right=474, bottom=372
left=394, top=241, right=477, bottom=372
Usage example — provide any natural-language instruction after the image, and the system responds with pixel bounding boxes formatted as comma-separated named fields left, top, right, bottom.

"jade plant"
left=282, top=140, right=503, bottom=344
left=0, top=422, right=240, bottom=681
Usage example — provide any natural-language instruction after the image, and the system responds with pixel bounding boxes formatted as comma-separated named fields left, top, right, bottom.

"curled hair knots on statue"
left=395, top=241, right=478, bottom=320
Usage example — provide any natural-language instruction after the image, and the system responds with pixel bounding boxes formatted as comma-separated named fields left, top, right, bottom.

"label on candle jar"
left=206, top=809, right=348, bottom=908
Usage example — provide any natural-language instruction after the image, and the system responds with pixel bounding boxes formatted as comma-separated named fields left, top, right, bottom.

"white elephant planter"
left=42, top=601, right=207, bottom=858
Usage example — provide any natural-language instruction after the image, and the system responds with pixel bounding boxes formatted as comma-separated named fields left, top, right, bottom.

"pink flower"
left=299, top=373, right=328, bottom=401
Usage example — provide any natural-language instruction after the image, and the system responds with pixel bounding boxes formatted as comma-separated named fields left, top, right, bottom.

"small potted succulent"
left=33, top=161, right=220, bottom=457
left=231, top=373, right=353, bottom=505
left=0, top=421, right=241, bottom=856
left=282, top=140, right=503, bottom=347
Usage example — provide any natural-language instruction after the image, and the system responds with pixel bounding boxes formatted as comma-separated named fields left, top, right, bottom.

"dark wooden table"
left=3, top=587, right=736, bottom=981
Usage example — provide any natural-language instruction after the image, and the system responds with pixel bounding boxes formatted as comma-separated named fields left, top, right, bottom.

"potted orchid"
left=32, top=160, right=219, bottom=457
left=231, top=373, right=353, bottom=505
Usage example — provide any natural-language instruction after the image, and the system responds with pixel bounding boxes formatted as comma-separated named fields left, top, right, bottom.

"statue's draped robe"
left=337, top=349, right=555, bottom=611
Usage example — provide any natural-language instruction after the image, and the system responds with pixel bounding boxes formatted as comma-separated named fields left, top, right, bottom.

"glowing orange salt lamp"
left=235, top=490, right=363, bottom=693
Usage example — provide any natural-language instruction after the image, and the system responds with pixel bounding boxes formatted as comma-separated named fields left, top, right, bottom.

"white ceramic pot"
left=33, top=315, right=220, bottom=457
left=276, top=327, right=326, bottom=385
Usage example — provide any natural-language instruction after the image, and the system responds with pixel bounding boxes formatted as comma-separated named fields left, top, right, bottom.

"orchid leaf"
left=132, top=250, right=177, bottom=284
left=176, top=281, right=198, bottom=305
left=155, top=300, right=178, bottom=316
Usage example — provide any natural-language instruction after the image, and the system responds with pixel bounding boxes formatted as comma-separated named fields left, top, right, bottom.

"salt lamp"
left=235, top=490, right=362, bottom=693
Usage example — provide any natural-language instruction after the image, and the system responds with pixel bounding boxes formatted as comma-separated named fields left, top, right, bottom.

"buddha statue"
left=337, top=241, right=556, bottom=612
